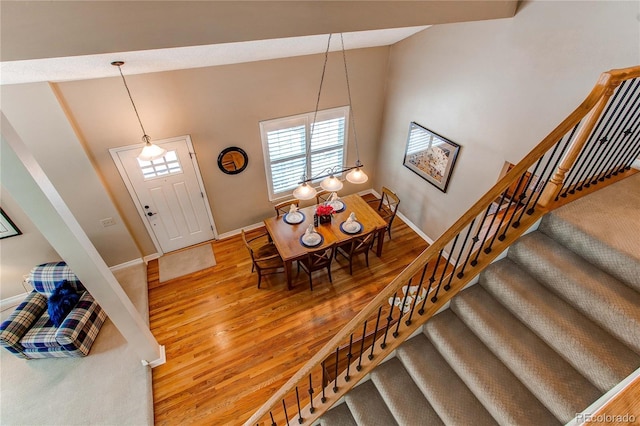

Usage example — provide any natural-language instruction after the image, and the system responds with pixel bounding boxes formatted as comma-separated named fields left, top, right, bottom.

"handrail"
left=245, top=65, right=640, bottom=426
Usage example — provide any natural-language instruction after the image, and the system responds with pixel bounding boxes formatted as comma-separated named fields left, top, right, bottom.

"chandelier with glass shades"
left=292, top=33, right=368, bottom=200
left=112, top=61, right=167, bottom=161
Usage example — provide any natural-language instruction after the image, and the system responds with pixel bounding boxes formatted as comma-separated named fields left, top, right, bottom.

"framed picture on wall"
left=0, top=208, right=22, bottom=239
left=402, top=122, right=461, bottom=192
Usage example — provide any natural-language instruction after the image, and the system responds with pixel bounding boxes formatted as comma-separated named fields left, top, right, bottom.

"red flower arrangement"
left=316, top=204, right=335, bottom=216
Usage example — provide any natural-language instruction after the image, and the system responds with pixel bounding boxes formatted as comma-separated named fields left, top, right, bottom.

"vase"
left=319, top=214, right=332, bottom=224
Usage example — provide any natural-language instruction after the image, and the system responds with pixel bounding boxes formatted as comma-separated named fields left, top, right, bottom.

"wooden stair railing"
left=245, top=65, right=640, bottom=426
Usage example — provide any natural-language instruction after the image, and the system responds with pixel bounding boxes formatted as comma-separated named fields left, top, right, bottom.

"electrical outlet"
left=100, top=217, right=116, bottom=227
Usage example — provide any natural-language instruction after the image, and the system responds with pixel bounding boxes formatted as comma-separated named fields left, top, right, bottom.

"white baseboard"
left=142, top=344, right=166, bottom=368
left=632, top=157, right=640, bottom=170
left=363, top=188, right=436, bottom=244
left=109, top=258, right=145, bottom=271
left=217, top=222, right=267, bottom=241
left=396, top=211, right=434, bottom=244
left=143, top=253, right=161, bottom=264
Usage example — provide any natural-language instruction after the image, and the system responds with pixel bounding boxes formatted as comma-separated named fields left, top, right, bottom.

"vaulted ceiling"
left=0, top=1, right=518, bottom=84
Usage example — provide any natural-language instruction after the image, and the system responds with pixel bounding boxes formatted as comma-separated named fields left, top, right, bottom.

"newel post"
left=539, top=83, right=617, bottom=207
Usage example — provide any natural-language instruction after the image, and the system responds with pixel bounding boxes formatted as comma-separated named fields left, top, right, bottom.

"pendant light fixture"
left=112, top=61, right=166, bottom=162
left=292, top=181, right=317, bottom=200
left=292, top=33, right=368, bottom=200
left=340, top=33, right=368, bottom=186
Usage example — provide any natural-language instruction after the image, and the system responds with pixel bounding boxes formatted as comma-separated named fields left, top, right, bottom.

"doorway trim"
left=110, top=135, right=218, bottom=256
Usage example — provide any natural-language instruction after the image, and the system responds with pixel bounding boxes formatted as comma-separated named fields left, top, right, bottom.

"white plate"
left=344, top=222, right=361, bottom=233
left=328, top=200, right=345, bottom=212
left=302, top=233, right=321, bottom=246
left=284, top=212, right=304, bottom=224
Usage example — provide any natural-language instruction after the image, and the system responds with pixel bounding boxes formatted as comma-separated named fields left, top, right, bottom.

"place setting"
left=326, top=192, right=346, bottom=212
left=340, top=212, right=363, bottom=235
left=300, top=224, right=324, bottom=247
left=283, top=203, right=305, bottom=225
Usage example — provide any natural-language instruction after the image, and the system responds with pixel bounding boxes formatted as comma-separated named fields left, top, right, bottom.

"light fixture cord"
left=307, top=34, right=333, bottom=178
left=340, top=33, right=361, bottom=166
left=115, top=64, right=150, bottom=143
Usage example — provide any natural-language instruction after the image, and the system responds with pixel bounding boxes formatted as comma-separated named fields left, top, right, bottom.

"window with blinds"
left=260, top=106, right=349, bottom=200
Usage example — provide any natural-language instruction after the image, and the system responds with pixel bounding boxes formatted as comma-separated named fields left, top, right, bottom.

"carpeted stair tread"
left=539, top=213, right=640, bottom=291
left=370, top=358, right=444, bottom=426
left=319, top=402, right=357, bottom=426
left=344, top=380, right=397, bottom=426
left=396, top=334, right=498, bottom=426
left=451, top=284, right=601, bottom=423
left=541, top=173, right=640, bottom=288
left=481, top=258, right=640, bottom=392
left=509, top=231, right=640, bottom=354
left=424, top=310, right=560, bottom=425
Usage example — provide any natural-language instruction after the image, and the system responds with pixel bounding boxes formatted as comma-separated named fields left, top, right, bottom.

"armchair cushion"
left=0, top=291, right=47, bottom=358
left=30, top=261, right=85, bottom=297
left=47, top=280, right=81, bottom=327
left=21, top=292, right=107, bottom=358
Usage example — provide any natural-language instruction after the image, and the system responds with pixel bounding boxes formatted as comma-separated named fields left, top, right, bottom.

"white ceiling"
left=0, top=26, right=429, bottom=86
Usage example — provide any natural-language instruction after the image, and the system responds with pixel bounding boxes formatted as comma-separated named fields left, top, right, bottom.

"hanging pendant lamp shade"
left=346, top=166, right=368, bottom=184
left=112, top=61, right=166, bottom=162
left=320, top=174, right=344, bottom=192
left=292, top=182, right=317, bottom=200
left=138, top=135, right=167, bottom=162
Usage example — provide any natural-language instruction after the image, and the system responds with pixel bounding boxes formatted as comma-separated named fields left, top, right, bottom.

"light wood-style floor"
left=148, top=203, right=429, bottom=425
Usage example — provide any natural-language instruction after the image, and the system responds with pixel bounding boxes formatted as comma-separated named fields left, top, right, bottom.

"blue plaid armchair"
left=0, top=262, right=107, bottom=359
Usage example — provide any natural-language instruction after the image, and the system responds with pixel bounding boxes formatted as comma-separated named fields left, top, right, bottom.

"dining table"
left=263, top=193, right=388, bottom=289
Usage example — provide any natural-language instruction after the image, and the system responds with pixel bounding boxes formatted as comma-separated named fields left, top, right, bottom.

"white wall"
left=0, top=189, right=61, bottom=299
left=1, top=83, right=141, bottom=274
left=376, top=0, right=640, bottom=241
left=54, top=47, right=389, bottom=254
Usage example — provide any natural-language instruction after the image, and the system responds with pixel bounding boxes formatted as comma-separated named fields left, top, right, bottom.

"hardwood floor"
left=148, top=207, right=429, bottom=425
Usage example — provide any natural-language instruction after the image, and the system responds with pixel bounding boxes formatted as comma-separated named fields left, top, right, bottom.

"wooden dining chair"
left=274, top=199, right=300, bottom=217
left=367, top=187, right=401, bottom=239
left=241, top=229, right=284, bottom=288
left=335, top=230, right=376, bottom=275
left=315, top=190, right=331, bottom=205
left=297, top=244, right=336, bottom=290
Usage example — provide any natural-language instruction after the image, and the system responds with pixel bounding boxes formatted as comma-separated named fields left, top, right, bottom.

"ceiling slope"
left=0, top=1, right=518, bottom=84
left=1, top=1, right=517, bottom=61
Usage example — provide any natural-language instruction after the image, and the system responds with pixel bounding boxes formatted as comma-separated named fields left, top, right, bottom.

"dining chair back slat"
left=315, top=190, right=331, bottom=205
left=241, top=229, right=284, bottom=288
left=274, top=199, right=300, bottom=217
left=335, top=230, right=376, bottom=274
left=297, top=244, right=336, bottom=290
left=367, top=187, right=400, bottom=239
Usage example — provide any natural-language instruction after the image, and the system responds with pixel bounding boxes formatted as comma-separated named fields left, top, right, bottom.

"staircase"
left=319, top=174, right=640, bottom=425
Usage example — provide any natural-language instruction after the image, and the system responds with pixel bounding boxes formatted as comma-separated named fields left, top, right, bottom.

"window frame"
left=260, top=105, right=350, bottom=201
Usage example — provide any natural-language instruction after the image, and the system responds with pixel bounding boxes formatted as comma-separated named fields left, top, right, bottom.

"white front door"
left=111, top=135, right=216, bottom=253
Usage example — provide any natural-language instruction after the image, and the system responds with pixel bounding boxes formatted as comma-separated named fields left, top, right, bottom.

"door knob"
left=147, top=212, right=156, bottom=217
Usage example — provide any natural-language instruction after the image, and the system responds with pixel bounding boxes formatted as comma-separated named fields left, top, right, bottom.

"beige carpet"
left=0, top=264, right=153, bottom=425
left=551, top=173, right=640, bottom=262
left=320, top=174, right=640, bottom=425
left=158, top=243, right=216, bottom=283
